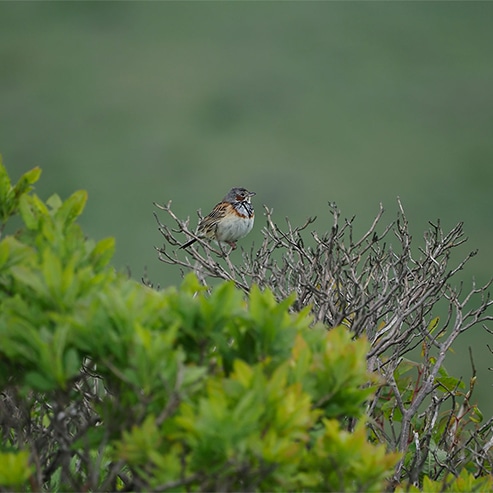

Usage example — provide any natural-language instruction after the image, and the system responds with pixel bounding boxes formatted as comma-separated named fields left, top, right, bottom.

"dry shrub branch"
left=154, top=198, right=493, bottom=486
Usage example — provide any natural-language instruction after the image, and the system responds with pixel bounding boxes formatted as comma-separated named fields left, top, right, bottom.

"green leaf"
left=89, top=237, right=115, bottom=270
left=0, top=155, right=12, bottom=194
left=470, top=405, right=483, bottom=424
left=46, top=193, right=63, bottom=211
left=181, top=272, right=207, bottom=295
left=0, top=450, right=34, bottom=487
left=435, top=365, right=465, bottom=393
left=42, top=248, right=63, bottom=298
left=0, top=161, right=40, bottom=224
left=10, top=265, right=46, bottom=294
left=18, top=194, right=49, bottom=230
left=55, top=190, right=87, bottom=227
left=12, top=166, right=41, bottom=199
left=428, top=316, right=440, bottom=334
left=0, top=160, right=13, bottom=221
left=232, top=359, right=254, bottom=387
left=64, top=347, right=81, bottom=378
left=0, top=236, right=33, bottom=271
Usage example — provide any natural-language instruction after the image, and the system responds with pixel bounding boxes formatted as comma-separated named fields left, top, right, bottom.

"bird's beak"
left=249, top=191, right=256, bottom=197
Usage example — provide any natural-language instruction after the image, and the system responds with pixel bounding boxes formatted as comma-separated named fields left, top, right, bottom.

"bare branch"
left=152, top=198, right=493, bottom=487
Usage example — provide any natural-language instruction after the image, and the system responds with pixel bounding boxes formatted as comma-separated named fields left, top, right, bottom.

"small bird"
left=180, top=187, right=256, bottom=250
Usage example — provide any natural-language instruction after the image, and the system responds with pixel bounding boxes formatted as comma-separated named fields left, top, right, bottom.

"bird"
left=180, top=187, right=256, bottom=250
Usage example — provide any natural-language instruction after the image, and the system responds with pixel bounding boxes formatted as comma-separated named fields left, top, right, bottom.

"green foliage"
left=0, top=160, right=398, bottom=491
left=0, top=450, right=33, bottom=489
left=116, top=327, right=396, bottom=491
left=4, top=159, right=492, bottom=492
left=395, top=469, right=493, bottom=493
left=0, top=156, right=41, bottom=226
left=0, top=183, right=115, bottom=391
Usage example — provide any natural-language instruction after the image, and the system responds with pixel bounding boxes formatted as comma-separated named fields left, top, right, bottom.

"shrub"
left=0, top=157, right=398, bottom=491
left=155, top=188, right=493, bottom=488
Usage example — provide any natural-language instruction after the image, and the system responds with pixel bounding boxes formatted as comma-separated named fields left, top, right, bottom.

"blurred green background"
left=1, top=3, right=492, bottom=411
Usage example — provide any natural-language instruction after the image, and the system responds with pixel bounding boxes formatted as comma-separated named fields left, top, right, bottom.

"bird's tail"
left=179, top=238, right=198, bottom=249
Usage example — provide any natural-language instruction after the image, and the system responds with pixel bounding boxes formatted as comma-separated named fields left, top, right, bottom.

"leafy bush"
left=0, top=157, right=398, bottom=491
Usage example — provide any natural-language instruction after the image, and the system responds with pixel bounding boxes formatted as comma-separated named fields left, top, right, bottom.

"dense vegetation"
left=1, top=159, right=493, bottom=491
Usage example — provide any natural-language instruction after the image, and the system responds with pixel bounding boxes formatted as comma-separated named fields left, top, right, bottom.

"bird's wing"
left=197, top=203, right=228, bottom=237
left=204, top=203, right=229, bottom=220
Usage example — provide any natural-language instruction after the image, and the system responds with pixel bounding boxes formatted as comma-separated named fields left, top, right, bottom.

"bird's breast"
left=215, top=213, right=254, bottom=242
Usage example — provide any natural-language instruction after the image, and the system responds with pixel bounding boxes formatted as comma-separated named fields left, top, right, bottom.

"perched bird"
left=180, top=187, right=255, bottom=250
